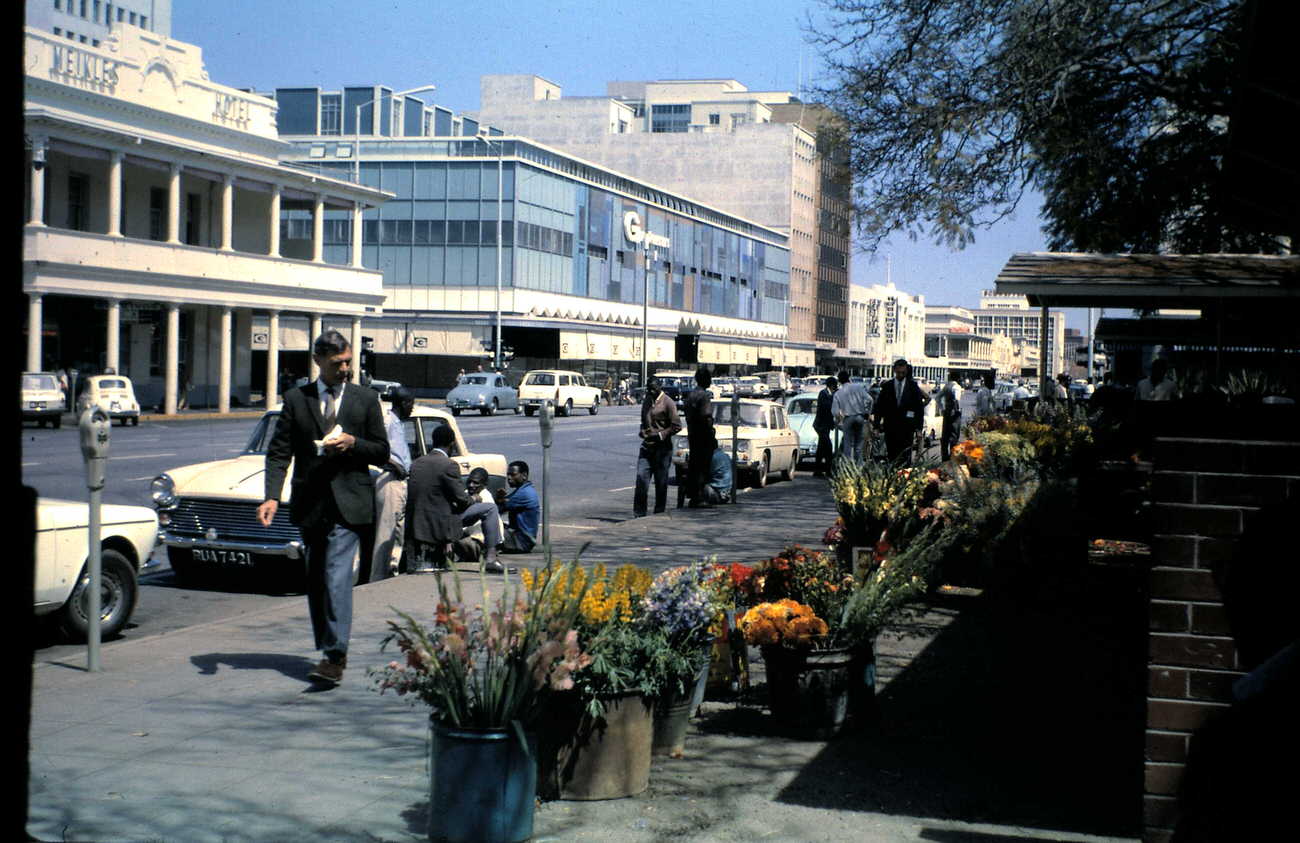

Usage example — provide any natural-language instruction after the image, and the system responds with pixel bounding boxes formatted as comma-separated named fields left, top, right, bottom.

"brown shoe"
left=308, top=658, right=345, bottom=683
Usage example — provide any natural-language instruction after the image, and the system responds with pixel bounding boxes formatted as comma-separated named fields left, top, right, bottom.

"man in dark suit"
left=258, top=330, right=389, bottom=685
left=404, top=423, right=471, bottom=573
left=683, top=366, right=716, bottom=507
left=812, top=375, right=838, bottom=477
left=872, top=358, right=929, bottom=464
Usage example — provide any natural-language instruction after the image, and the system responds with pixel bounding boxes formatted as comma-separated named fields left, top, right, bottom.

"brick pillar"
left=1145, top=436, right=1300, bottom=842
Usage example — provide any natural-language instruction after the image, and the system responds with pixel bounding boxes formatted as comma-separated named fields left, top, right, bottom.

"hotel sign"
left=623, top=212, right=671, bottom=249
left=49, top=44, right=119, bottom=92
left=212, top=92, right=252, bottom=129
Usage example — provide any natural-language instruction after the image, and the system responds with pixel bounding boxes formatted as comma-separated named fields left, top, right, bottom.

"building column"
left=350, top=202, right=363, bottom=268
left=268, top=184, right=281, bottom=257
left=27, top=136, right=47, bottom=227
left=350, top=317, right=362, bottom=384
left=1039, top=305, right=1050, bottom=397
left=309, top=313, right=323, bottom=381
left=218, top=306, right=232, bottom=414
left=164, top=304, right=180, bottom=415
left=265, top=310, right=280, bottom=410
left=107, top=150, right=123, bottom=237
left=312, top=194, right=325, bottom=263
left=166, top=163, right=182, bottom=244
left=27, top=293, right=43, bottom=372
left=105, top=299, right=121, bottom=374
left=219, top=173, right=234, bottom=251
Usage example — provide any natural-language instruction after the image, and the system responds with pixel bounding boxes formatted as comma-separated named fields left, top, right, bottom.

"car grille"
left=166, top=498, right=301, bottom=544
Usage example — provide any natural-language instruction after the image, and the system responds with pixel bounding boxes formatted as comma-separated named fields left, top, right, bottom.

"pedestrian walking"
left=369, top=386, right=415, bottom=582
left=812, top=376, right=838, bottom=477
left=831, top=370, right=872, bottom=463
left=872, top=359, right=928, bottom=464
left=973, top=373, right=995, bottom=419
left=458, top=467, right=505, bottom=572
left=495, top=460, right=540, bottom=554
left=937, top=375, right=963, bottom=461
left=258, top=330, right=390, bottom=686
left=405, top=424, right=471, bottom=573
left=633, top=377, right=683, bottom=517
left=683, top=366, right=717, bottom=507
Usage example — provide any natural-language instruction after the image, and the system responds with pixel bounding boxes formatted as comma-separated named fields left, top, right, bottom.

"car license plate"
left=194, top=548, right=253, bottom=566
left=111, top=401, right=121, bottom=411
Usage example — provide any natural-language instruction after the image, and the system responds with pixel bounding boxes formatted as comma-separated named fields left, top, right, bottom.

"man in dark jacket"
left=682, top=366, right=716, bottom=507
left=405, top=423, right=471, bottom=573
left=872, top=358, right=929, bottom=464
left=259, top=330, right=389, bottom=685
left=813, top=376, right=838, bottom=476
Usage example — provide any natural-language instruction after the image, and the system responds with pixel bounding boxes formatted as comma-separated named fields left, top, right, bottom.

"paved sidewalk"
left=28, top=478, right=1141, bottom=842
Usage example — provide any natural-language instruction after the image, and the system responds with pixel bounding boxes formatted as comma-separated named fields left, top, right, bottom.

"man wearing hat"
left=872, top=358, right=929, bottom=463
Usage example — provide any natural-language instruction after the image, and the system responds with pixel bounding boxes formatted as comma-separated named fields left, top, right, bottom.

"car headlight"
left=150, top=473, right=178, bottom=509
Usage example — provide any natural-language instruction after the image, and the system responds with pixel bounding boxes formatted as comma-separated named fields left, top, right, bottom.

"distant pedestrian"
left=683, top=367, right=716, bottom=507
left=177, top=365, right=191, bottom=410
left=633, top=377, right=683, bottom=517
left=832, top=370, right=872, bottom=463
left=973, top=373, right=995, bottom=419
left=370, top=386, right=415, bottom=582
left=937, top=375, right=963, bottom=461
left=405, top=424, right=471, bottom=573
left=1137, top=359, right=1178, bottom=401
left=495, top=460, right=540, bottom=554
left=812, top=376, right=838, bottom=477
left=872, top=359, right=928, bottom=464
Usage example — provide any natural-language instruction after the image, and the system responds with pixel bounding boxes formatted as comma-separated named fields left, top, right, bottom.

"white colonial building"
left=22, top=24, right=391, bottom=413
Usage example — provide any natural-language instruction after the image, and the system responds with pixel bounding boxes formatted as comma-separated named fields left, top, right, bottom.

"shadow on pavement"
left=774, top=561, right=1148, bottom=839
left=190, top=652, right=320, bottom=683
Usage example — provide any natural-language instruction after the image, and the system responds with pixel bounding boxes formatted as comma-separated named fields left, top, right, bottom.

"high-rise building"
left=475, top=76, right=852, bottom=361
left=974, top=290, right=1069, bottom=377
left=26, top=0, right=170, bottom=46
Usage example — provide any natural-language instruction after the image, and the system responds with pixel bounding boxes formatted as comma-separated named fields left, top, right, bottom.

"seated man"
left=698, top=446, right=734, bottom=506
left=494, top=460, right=540, bottom=554
left=456, top=467, right=506, bottom=573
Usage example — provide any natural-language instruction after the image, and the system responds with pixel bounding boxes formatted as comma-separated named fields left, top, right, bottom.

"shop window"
left=66, top=173, right=89, bottom=231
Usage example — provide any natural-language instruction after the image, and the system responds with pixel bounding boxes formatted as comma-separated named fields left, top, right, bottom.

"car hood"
left=163, top=454, right=282, bottom=502
left=447, top=384, right=491, bottom=399
left=38, top=498, right=158, bottom=530
left=787, top=414, right=817, bottom=443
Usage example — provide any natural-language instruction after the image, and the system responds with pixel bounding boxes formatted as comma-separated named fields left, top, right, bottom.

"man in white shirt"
left=370, top=387, right=415, bottom=582
left=831, top=370, right=873, bottom=462
left=974, top=374, right=995, bottom=418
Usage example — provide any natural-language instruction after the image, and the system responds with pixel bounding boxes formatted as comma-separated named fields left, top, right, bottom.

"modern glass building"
left=276, top=122, right=807, bottom=384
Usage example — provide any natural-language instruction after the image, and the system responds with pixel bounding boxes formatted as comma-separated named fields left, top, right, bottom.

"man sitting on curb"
left=457, top=467, right=506, bottom=573
left=495, top=460, right=540, bottom=554
left=698, top=445, right=734, bottom=506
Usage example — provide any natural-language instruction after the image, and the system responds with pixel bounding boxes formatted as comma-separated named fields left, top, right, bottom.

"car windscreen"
left=23, top=375, right=58, bottom=390
left=461, top=376, right=488, bottom=385
left=787, top=398, right=815, bottom=415
left=525, top=373, right=555, bottom=386
left=713, top=404, right=766, bottom=427
left=243, top=413, right=278, bottom=454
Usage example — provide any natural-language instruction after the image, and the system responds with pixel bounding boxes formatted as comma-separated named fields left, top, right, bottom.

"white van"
left=517, top=370, right=603, bottom=417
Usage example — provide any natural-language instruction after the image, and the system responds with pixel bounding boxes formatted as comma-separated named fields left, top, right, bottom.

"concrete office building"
left=271, top=85, right=810, bottom=385
left=845, top=282, right=936, bottom=380
left=475, top=76, right=852, bottom=361
left=974, top=290, right=1069, bottom=378
left=26, top=0, right=170, bottom=46
left=22, top=24, right=389, bottom=412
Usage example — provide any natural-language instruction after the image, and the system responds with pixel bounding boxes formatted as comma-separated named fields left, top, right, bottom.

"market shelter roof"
left=993, top=253, right=1300, bottom=308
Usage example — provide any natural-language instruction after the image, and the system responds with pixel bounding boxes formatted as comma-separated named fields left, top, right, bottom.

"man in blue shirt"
left=495, top=460, right=540, bottom=553
left=699, top=446, right=734, bottom=505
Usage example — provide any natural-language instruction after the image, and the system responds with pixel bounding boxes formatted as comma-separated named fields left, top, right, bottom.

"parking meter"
left=730, top=391, right=740, bottom=503
left=538, top=400, right=554, bottom=548
left=80, top=406, right=111, bottom=489
left=538, top=398, right=555, bottom=448
left=79, top=406, right=111, bottom=672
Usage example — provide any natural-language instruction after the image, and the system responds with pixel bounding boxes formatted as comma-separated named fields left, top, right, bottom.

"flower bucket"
left=537, top=692, right=653, bottom=800
left=429, top=720, right=537, bottom=843
left=760, top=643, right=875, bottom=739
left=653, top=658, right=710, bottom=757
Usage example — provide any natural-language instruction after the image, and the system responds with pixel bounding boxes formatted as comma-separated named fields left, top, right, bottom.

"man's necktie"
left=323, top=385, right=337, bottom=430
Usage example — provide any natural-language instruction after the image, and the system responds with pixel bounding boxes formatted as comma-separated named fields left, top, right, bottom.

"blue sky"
left=175, top=0, right=1079, bottom=327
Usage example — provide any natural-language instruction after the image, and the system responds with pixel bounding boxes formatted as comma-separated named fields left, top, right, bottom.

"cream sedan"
left=673, top=398, right=800, bottom=488
left=150, top=404, right=507, bottom=588
left=35, top=498, right=156, bottom=640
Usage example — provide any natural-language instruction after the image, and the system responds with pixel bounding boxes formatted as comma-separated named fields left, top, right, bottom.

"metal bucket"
left=537, top=692, right=653, bottom=800
left=429, top=720, right=536, bottom=843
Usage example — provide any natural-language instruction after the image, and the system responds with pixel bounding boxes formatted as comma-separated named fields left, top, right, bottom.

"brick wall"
left=1145, top=437, right=1300, bottom=842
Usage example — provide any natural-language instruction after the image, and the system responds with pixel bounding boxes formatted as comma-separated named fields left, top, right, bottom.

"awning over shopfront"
left=558, top=330, right=675, bottom=362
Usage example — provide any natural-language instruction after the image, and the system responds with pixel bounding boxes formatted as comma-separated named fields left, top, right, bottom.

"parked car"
left=673, top=398, right=799, bottom=488
left=22, top=371, right=65, bottom=428
left=445, top=372, right=520, bottom=416
left=784, top=391, right=822, bottom=466
left=150, top=404, right=506, bottom=587
left=708, top=377, right=737, bottom=400
left=992, top=381, right=1017, bottom=412
left=35, top=498, right=156, bottom=640
left=76, top=375, right=140, bottom=426
left=735, top=376, right=769, bottom=398
left=517, top=370, right=602, bottom=417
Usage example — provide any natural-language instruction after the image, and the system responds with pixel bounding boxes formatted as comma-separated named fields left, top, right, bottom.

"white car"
left=673, top=398, right=799, bottom=488
left=518, top=370, right=602, bottom=417
left=445, top=372, right=520, bottom=416
left=22, top=372, right=65, bottom=428
left=76, top=375, right=140, bottom=426
left=150, top=404, right=506, bottom=587
left=35, top=498, right=156, bottom=640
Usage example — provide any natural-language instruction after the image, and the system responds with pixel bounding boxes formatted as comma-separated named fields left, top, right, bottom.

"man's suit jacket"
left=872, top=378, right=927, bottom=435
left=264, top=382, right=390, bottom=531
left=406, top=449, right=471, bottom=545
left=814, top=387, right=836, bottom=433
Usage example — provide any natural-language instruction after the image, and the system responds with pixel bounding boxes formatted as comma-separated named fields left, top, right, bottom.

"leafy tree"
left=809, top=0, right=1282, bottom=254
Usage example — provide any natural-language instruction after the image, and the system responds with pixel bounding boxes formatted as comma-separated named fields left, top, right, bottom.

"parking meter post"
left=730, top=391, right=739, bottom=504
left=539, top=399, right=554, bottom=549
left=78, top=407, right=111, bottom=672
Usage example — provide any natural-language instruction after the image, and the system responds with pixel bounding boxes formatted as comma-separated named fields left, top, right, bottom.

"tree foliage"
left=809, top=0, right=1281, bottom=254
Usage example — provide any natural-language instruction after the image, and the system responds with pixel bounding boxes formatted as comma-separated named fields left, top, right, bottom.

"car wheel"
left=524, top=406, right=535, bottom=417
left=513, top=403, right=521, bottom=415
left=58, top=549, right=138, bottom=641
left=562, top=399, right=573, bottom=417
left=754, top=454, right=769, bottom=488
left=131, top=416, right=139, bottom=426
left=490, top=398, right=499, bottom=416
left=588, top=399, right=598, bottom=415
left=451, top=408, right=461, bottom=417
left=781, top=450, right=797, bottom=481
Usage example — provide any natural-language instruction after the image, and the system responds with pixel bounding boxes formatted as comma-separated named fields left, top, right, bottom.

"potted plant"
left=371, top=564, right=590, bottom=843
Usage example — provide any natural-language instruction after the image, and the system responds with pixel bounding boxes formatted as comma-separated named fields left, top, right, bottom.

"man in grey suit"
left=258, top=330, right=389, bottom=685
left=404, top=424, right=471, bottom=572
